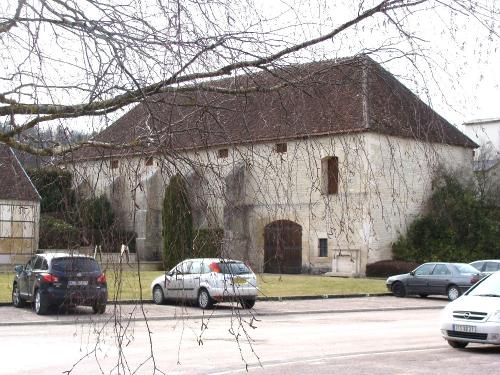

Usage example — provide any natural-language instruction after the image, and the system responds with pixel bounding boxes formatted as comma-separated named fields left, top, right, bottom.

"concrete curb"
left=0, top=292, right=393, bottom=307
left=0, top=304, right=444, bottom=327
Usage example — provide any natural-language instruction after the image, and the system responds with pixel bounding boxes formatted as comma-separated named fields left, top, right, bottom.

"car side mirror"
left=14, top=265, right=24, bottom=274
left=166, top=271, right=174, bottom=277
left=410, top=271, right=415, bottom=276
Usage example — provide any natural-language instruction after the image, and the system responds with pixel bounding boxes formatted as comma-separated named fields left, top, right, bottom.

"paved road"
left=0, top=297, right=498, bottom=374
left=0, top=296, right=446, bottom=326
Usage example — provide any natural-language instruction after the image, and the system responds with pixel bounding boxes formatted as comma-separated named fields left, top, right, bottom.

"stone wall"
left=69, top=132, right=473, bottom=274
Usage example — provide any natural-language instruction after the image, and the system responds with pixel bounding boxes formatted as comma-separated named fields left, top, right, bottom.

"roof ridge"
left=67, top=55, right=477, bottom=161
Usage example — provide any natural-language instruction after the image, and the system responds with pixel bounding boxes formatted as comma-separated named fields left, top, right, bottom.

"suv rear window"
left=51, top=257, right=100, bottom=273
left=218, top=262, right=251, bottom=275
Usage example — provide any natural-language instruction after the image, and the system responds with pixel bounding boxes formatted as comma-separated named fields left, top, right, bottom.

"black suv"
left=12, top=252, right=108, bottom=315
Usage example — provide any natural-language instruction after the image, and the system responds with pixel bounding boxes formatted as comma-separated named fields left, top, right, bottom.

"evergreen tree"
left=162, top=174, right=193, bottom=269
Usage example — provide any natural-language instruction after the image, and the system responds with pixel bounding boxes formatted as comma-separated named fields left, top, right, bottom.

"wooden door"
left=264, top=220, right=302, bottom=274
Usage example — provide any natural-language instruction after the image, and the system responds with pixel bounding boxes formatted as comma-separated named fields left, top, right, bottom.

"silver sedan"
left=151, top=258, right=258, bottom=309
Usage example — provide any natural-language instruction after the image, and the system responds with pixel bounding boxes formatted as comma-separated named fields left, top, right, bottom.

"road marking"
left=206, top=346, right=447, bottom=375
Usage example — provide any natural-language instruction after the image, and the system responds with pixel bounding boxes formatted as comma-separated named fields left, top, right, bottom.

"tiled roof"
left=0, top=143, right=41, bottom=201
left=69, top=56, right=476, bottom=161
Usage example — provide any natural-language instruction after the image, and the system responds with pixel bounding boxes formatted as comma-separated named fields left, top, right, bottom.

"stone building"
left=0, top=143, right=41, bottom=266
left=67, top=56, right=476, bottom=275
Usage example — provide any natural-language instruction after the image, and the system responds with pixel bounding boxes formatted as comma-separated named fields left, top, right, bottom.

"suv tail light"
left=209, top=262, right=221, bottom=273
left=97, top=274, right=106, bottom=284
left=41, top=274, right=59, bottom=283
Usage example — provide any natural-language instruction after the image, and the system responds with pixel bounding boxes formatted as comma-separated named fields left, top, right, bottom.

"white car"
left=470, top=259, right=500, bottom=275
left=151, top=258, right=258, bottom=309
left=440, top=271, right=500, bottom=348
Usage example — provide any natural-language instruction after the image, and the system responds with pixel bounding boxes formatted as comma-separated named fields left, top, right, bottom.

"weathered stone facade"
left=70, top=132, right=473, bottom=275
left=0, top=200, right=40, bottom=265
left=67, top=57, right=477, bottom=275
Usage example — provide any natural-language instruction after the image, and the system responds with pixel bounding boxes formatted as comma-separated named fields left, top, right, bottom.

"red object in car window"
left=209, top=263, right=221, bottom=273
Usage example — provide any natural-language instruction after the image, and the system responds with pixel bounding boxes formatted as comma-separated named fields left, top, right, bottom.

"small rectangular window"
left=218, top=148, right=228, bottom=158
left=275, top=143, right=287, bottom=153
left=327, top=157, right=338, bottom=195
left=145, top=156, right=154, bottom=166
left=111, top=160, right=119, bottom=169
left=318, top=238, right=328, bottom=257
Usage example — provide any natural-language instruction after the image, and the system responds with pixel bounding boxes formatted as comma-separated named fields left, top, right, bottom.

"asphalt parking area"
left=0, top=295, right=448, bottom=326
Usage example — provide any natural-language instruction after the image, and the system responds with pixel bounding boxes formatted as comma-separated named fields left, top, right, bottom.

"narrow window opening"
left=218, top=148, right=229, bottom=158
left=321, top=156, right=339, bottom=195
left=275, top=143, right=287, bottom=153
left=111, top=160, right=119, bottom=169
left=318, top=238, right=328, bottom=257
left=145, top=156, right=154, bottom=166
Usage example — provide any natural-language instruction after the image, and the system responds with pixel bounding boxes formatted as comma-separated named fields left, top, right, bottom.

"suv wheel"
left=197, top=288, right=213, bottom=309
left=34, top=289, right=48, bottom=315
left=92, top=302, right=106, bottom=314
left=12, top=284, right=25, bottom=308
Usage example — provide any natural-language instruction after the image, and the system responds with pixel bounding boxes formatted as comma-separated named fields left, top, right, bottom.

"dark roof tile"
left=69, top=56, right=476, bottom=161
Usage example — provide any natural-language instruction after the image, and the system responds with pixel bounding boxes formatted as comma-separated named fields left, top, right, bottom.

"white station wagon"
left=151, top=258, right=258, bottom=309
left=441, top=271, right=500, bottom=348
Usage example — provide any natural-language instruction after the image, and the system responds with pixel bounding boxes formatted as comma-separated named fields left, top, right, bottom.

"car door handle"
left=193, top=276, right=200, bottom=280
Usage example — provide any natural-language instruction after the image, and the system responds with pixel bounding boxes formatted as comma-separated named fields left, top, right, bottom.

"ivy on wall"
left=392, top=172, right=500, bottom=263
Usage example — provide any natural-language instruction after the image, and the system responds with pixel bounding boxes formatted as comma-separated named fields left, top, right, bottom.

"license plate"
left=453, top=324, right=476, bottom=333
left=233, top=277, right=247, bottom=285
left=68, top=280, right=88, bottom=286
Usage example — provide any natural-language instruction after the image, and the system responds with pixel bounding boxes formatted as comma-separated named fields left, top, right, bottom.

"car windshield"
left=218, top=262, right=252, bottom=275
left=468, top=272, right=500, bottom=297
left=51, top=257, right=100, bottom=273
left=453, top=263, right=479, bottom=275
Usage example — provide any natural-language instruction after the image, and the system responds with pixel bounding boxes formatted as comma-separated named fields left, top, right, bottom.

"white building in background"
left=462, top=117, right=500, bottom=157
left=67, top=56, right=476, bottom=276
left=462, top=117, right=500, bottom=185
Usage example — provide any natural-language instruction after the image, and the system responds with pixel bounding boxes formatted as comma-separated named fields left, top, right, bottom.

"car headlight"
left=440, top=306, right=453, bottom=322
left=488, top=310, right=500, bottom=322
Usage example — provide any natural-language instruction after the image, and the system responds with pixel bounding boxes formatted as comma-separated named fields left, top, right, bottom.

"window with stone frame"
left=321, top=156, right=339, bottom=195
left=110, top=160, right=119, bottom=169
left=218, top=148, right=229, bottom=158
left=275, top=142, right=287, bottom=153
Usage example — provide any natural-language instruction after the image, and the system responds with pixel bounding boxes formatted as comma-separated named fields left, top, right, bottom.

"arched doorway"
left=264, top=220, right=302, bottom=274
